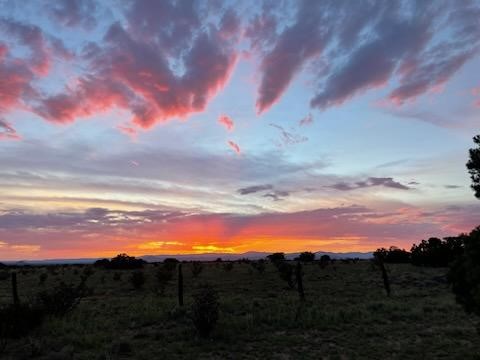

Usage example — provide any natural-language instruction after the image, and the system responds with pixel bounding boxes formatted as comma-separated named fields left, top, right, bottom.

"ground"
left=0, top=261, right=478, bottom=359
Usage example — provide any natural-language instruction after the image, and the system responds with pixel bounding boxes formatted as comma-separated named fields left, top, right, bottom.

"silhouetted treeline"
left=374, top=234, right=466, bottom=267
left=94, top=253, right=146, bottom=269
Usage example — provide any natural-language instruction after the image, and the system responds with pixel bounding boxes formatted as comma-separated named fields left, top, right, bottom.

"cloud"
left=218, top=114, right=234, bottom=131
left=251, top=1, right=480, bottom=113
left=227, top=140, right=241, bottom=154
left=444, top=185, right=462, bottom=189
left=270, top=123, right=308, bottom=146
left=48, top=0, right=97, bottom=29
left=254, top=1, right=326, bottom=113
left=35, top=3, right=239, bottom=128
left=263, top=190, right=290, bottom=201
left=299, top=113, right=313, bottom=126
left=237, top=184, right=273, bottom=195
left=0, top=119, right=21, bottom=141
left=2, top=204, right=480, bottom=259
left=330, top=177, right=411, bottom=191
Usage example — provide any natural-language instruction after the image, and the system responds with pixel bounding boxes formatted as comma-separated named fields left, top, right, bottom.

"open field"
left=0, top=261, right=479, bottom=360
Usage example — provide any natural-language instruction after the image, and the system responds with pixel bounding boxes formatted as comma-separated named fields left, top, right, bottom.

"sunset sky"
left=1, top=0, right=480, bottom=260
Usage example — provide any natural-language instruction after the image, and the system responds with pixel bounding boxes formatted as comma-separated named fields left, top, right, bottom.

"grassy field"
left=0, top=261, right=479, bottom=359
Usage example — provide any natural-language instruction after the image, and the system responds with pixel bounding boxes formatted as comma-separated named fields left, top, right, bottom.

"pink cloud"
left=218, top=114, right=234, bottom=131
left=228, top=140, right=241, bottom=154
left=36, top=16, right=238, bottom=129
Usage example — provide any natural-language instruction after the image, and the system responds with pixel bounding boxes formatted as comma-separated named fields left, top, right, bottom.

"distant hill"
left=3, top=251, right=372, bottom=265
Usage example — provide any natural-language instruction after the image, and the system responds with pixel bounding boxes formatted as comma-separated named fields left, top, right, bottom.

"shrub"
left=113, top=272, right=122, bottom=281
left=191, top=284, right=219, bottom=337
left=373, top=246, right=410, bottom=263
left=38, top=272, right=48, bottom=285
left=156, top=265, right=174, bottom=294
left=37, top=279, right=88, bottom=316
left=448, top=227, right=480, bottom=316
left=295, top=252, right=315, bottom=262
left=267, top=252, right=286, bottom=262
left=251, top=260, right=266, bottom=273
left=93, top=258, right=110, bottom=268
left=319, top=255, right=331, bottom=268
left=191, top=262, right=203, bottom=278
left=275, top=261, right=295, bottom=289
left=108, top=254, right=146, bottom=270
left=130, top=271, right=145, bottom=290
left=223, top=262, right=234, bottom=272
left=0, top=304, right=44, bottom=340
left=0, top=271, right=9, bottom=281
left=411, top=236, right=465, bottom=267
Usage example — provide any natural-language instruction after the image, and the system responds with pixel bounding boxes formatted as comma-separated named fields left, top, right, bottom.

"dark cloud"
left=270, top=123, right=308, bottom=146
left=237, top=184, right=273, bottom=195
left=330, top=177, right=411, bottom=191
left=0, top=119, right=20, bottom=141
left=299, top=113, right=313, bottom=126
left=263, top=190, right=290, bottom=201
left=445, top=185, right=462, bottom=189
left=251, top=1, right=480, bottom=113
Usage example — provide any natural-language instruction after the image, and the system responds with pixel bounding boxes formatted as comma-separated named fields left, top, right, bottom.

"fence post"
left=12, top=272, right=20, bottom=307
left=178, top=264, right=184, bottom=307
left=379, top=260, right=391, bottom=297
left=296, top=262, right=305, bottom=301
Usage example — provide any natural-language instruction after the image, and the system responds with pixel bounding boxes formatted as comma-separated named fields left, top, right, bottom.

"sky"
left=0, top=0, right=479, bottom=260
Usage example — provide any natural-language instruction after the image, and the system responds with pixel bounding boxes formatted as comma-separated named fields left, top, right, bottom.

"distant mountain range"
left=2, top=251, right=373, bottom=265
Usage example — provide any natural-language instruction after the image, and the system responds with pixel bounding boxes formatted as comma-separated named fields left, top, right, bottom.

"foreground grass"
left=0, top=261, right=479, bottom=359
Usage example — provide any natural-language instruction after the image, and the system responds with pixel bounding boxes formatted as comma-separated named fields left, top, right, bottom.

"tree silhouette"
left=448, top=227, right=480, bottom=316
left=295, top=252, right=315, bottom=262
left=448, top=134, right=480, bottom=318
left=467, top=134, right=480, bottom=198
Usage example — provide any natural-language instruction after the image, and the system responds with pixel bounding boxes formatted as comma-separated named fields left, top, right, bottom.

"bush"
left=0, top=304, right=44, bottom=340
left=37, top=280, right=88, bottom=317
left=0, top=271, right=9, bottom=281
left=319, top=255, right=331, bottom=268
left=448, top=227, right=480, bottom=316
left=373, top=246, right=411, bottom=263
left=113, top=272, right=122, bottom=281
left=251, top=260, right=266, bottom=273
left=411, top=236, right=465, bottom=267
left=130, top=271, right=145, bottom=290
left=267, top=252, right=286, bottom=262
left=191, top=284, right=219, bottom=337
left=191, top=262, right=203, bottom=278
left=275, top=261, right=295, bottom=289
left=38, top=272, right=48, bottom=285
left=223, top=262, right=234, bottom=272
left=295, top=252, right=315, bottom=262
left=156, top=265, right=174, bottom=294
left=93, top=258, right=110, bottom=268
left=108, top=254, right=146, bottom=270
